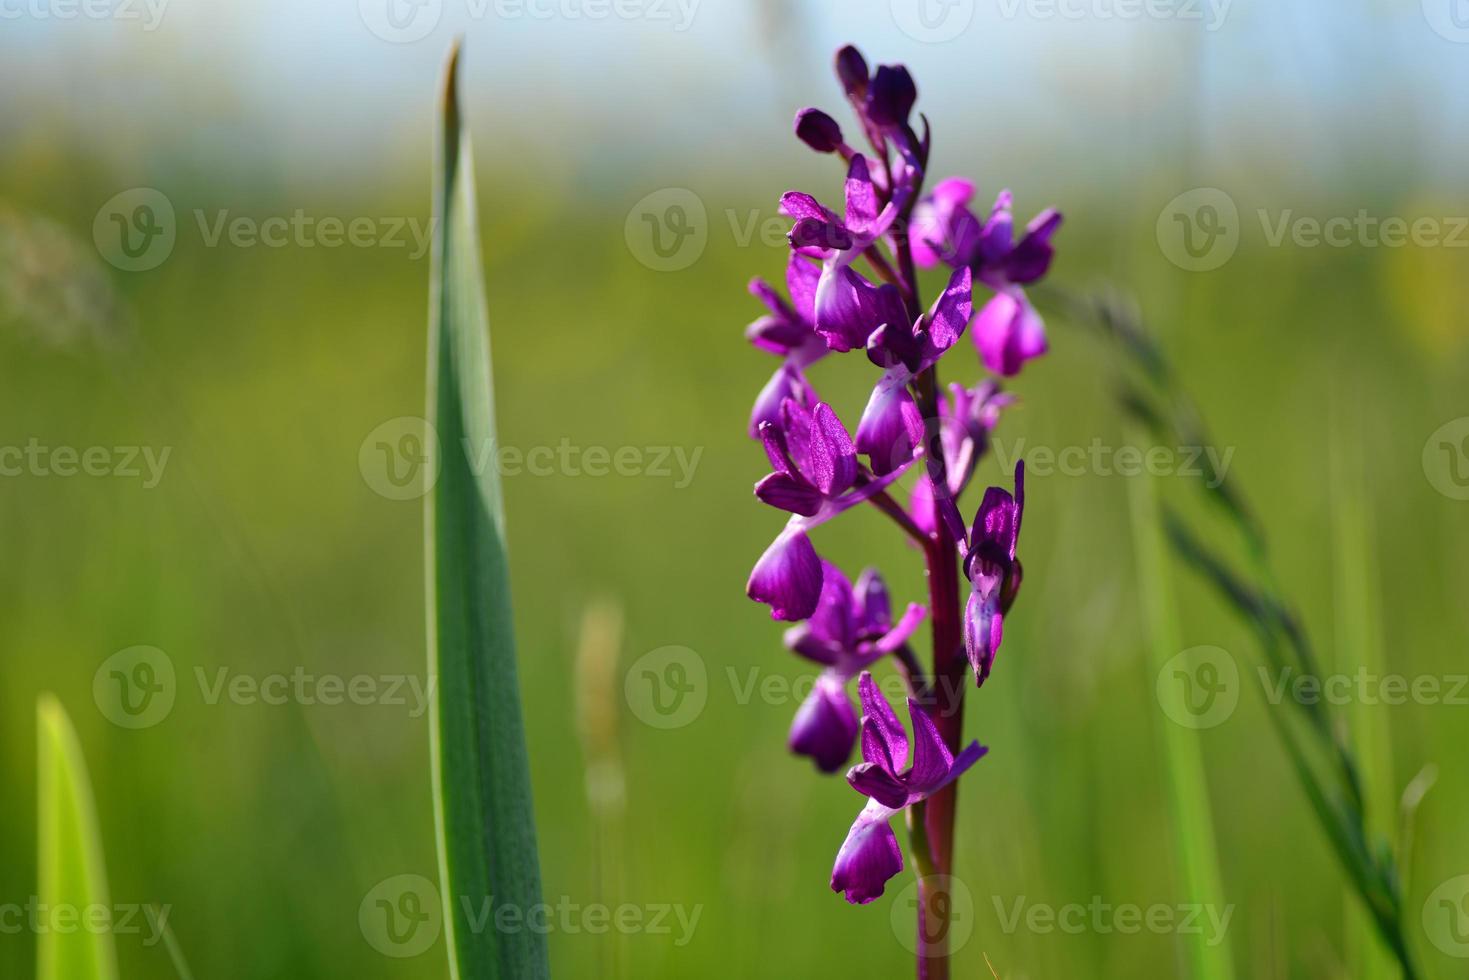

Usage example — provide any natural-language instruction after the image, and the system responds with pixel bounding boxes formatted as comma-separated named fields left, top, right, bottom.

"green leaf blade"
left=425, top=43, right=549, bottom=980
left=36, top=695, right=119, bottom=980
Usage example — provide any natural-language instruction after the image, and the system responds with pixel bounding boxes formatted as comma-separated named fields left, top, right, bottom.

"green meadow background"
left=2, top=3, right=1468, bottom=977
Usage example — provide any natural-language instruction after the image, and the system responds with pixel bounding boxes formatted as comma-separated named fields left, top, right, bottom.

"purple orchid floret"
left=962, top=461, right=1025, bottom=686
left=835, top=45, right=868, bottom=98
left=855, top=266, right=973, bottom=476
left=781, top=155, right=912, bottom=353
left=865, top=65, right=917, bottom=130
left=911, top=180, right=1062, bottom=377
left=785, top=566, right=926, bottom=772
left=747, top=398, right=912, bottom=620
left=794, top=108, right=850, bottom=156
left=830, top=673, right=987, bottom=904
left=746, top=254, right=825, bottom=436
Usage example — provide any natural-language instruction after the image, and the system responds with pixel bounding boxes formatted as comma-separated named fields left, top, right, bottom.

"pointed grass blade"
left=425, top=43, right=549, bottom=980
left=36, top=695, right=119, bottom=980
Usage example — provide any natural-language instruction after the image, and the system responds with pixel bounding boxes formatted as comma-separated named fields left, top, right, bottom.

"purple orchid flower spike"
left=743, top=45, right=1057, bottom=964
left=784, top=566, right=926, bottom=772
left=911, top=380, right=1013, bottom=535
left=855, top=266, right=973, bottom=476
left=747, top=398, right=914, bottom=620
left=830, top=673, right=988, bottom=904
left=746, top=254, right=825, bottom=436
left=781, top=154, right=910, bottom=352
left=962, top=461, right=1025, bottom=686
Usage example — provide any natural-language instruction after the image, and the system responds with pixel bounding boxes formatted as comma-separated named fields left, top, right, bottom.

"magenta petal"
left=854, top=568, right=891, bottom=631
left=786, top=254, right=820, bottom=324
left=973, top=289, right=1048, bottom=377
left=790, top=216, right=855, bottom=252
left=789, top=675, right=859, bottom=773
left=910, top=473, right=937, bottom=536
left=856, top=373, right=923, bottom=476
left=780, top=191, right=838, bottom=223
left=857, top=672, right=908, bottom=774
left=808, top=403, right=858, bottom=497
left=926, top=266, right=973, bottom=352
left=814, top=265, right=876, bottom=352
left=747, top=525, right=824, bottom=621
left=746, top=314, right=807, bottom=356
left=806, top=561, right=856, bottom=651
left=847, top=761, right=910, bottom=809
left=977, top=189, right=1015, bottom=267
left=963, top=588, right=1003, bottom=686
left=906, top=700, right=955, bottom=793
left=784, top=621, right=840, bottom=666
left=1004, top=208, right=1062, bottom=284
left=844, top=155, right=880, bottom=236
left=754, top=472, right=823, bottom=516
left=830, top=798, right=903, bottom=905
left=971, top=483, right=1021, bottom=562
left=750, top=366, right=803, bottom=440
left=910, top=177, right=975, bottom=268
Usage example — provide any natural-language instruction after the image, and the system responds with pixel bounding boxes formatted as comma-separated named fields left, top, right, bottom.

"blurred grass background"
left=2, top=2, right=1468, bottom=977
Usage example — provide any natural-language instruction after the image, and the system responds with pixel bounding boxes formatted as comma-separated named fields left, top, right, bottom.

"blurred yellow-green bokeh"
left=2, top=2, right=1467, bottom=977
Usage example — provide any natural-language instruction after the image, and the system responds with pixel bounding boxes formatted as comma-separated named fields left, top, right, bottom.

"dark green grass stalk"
left=1047, top=285, right=1423, bottom=980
